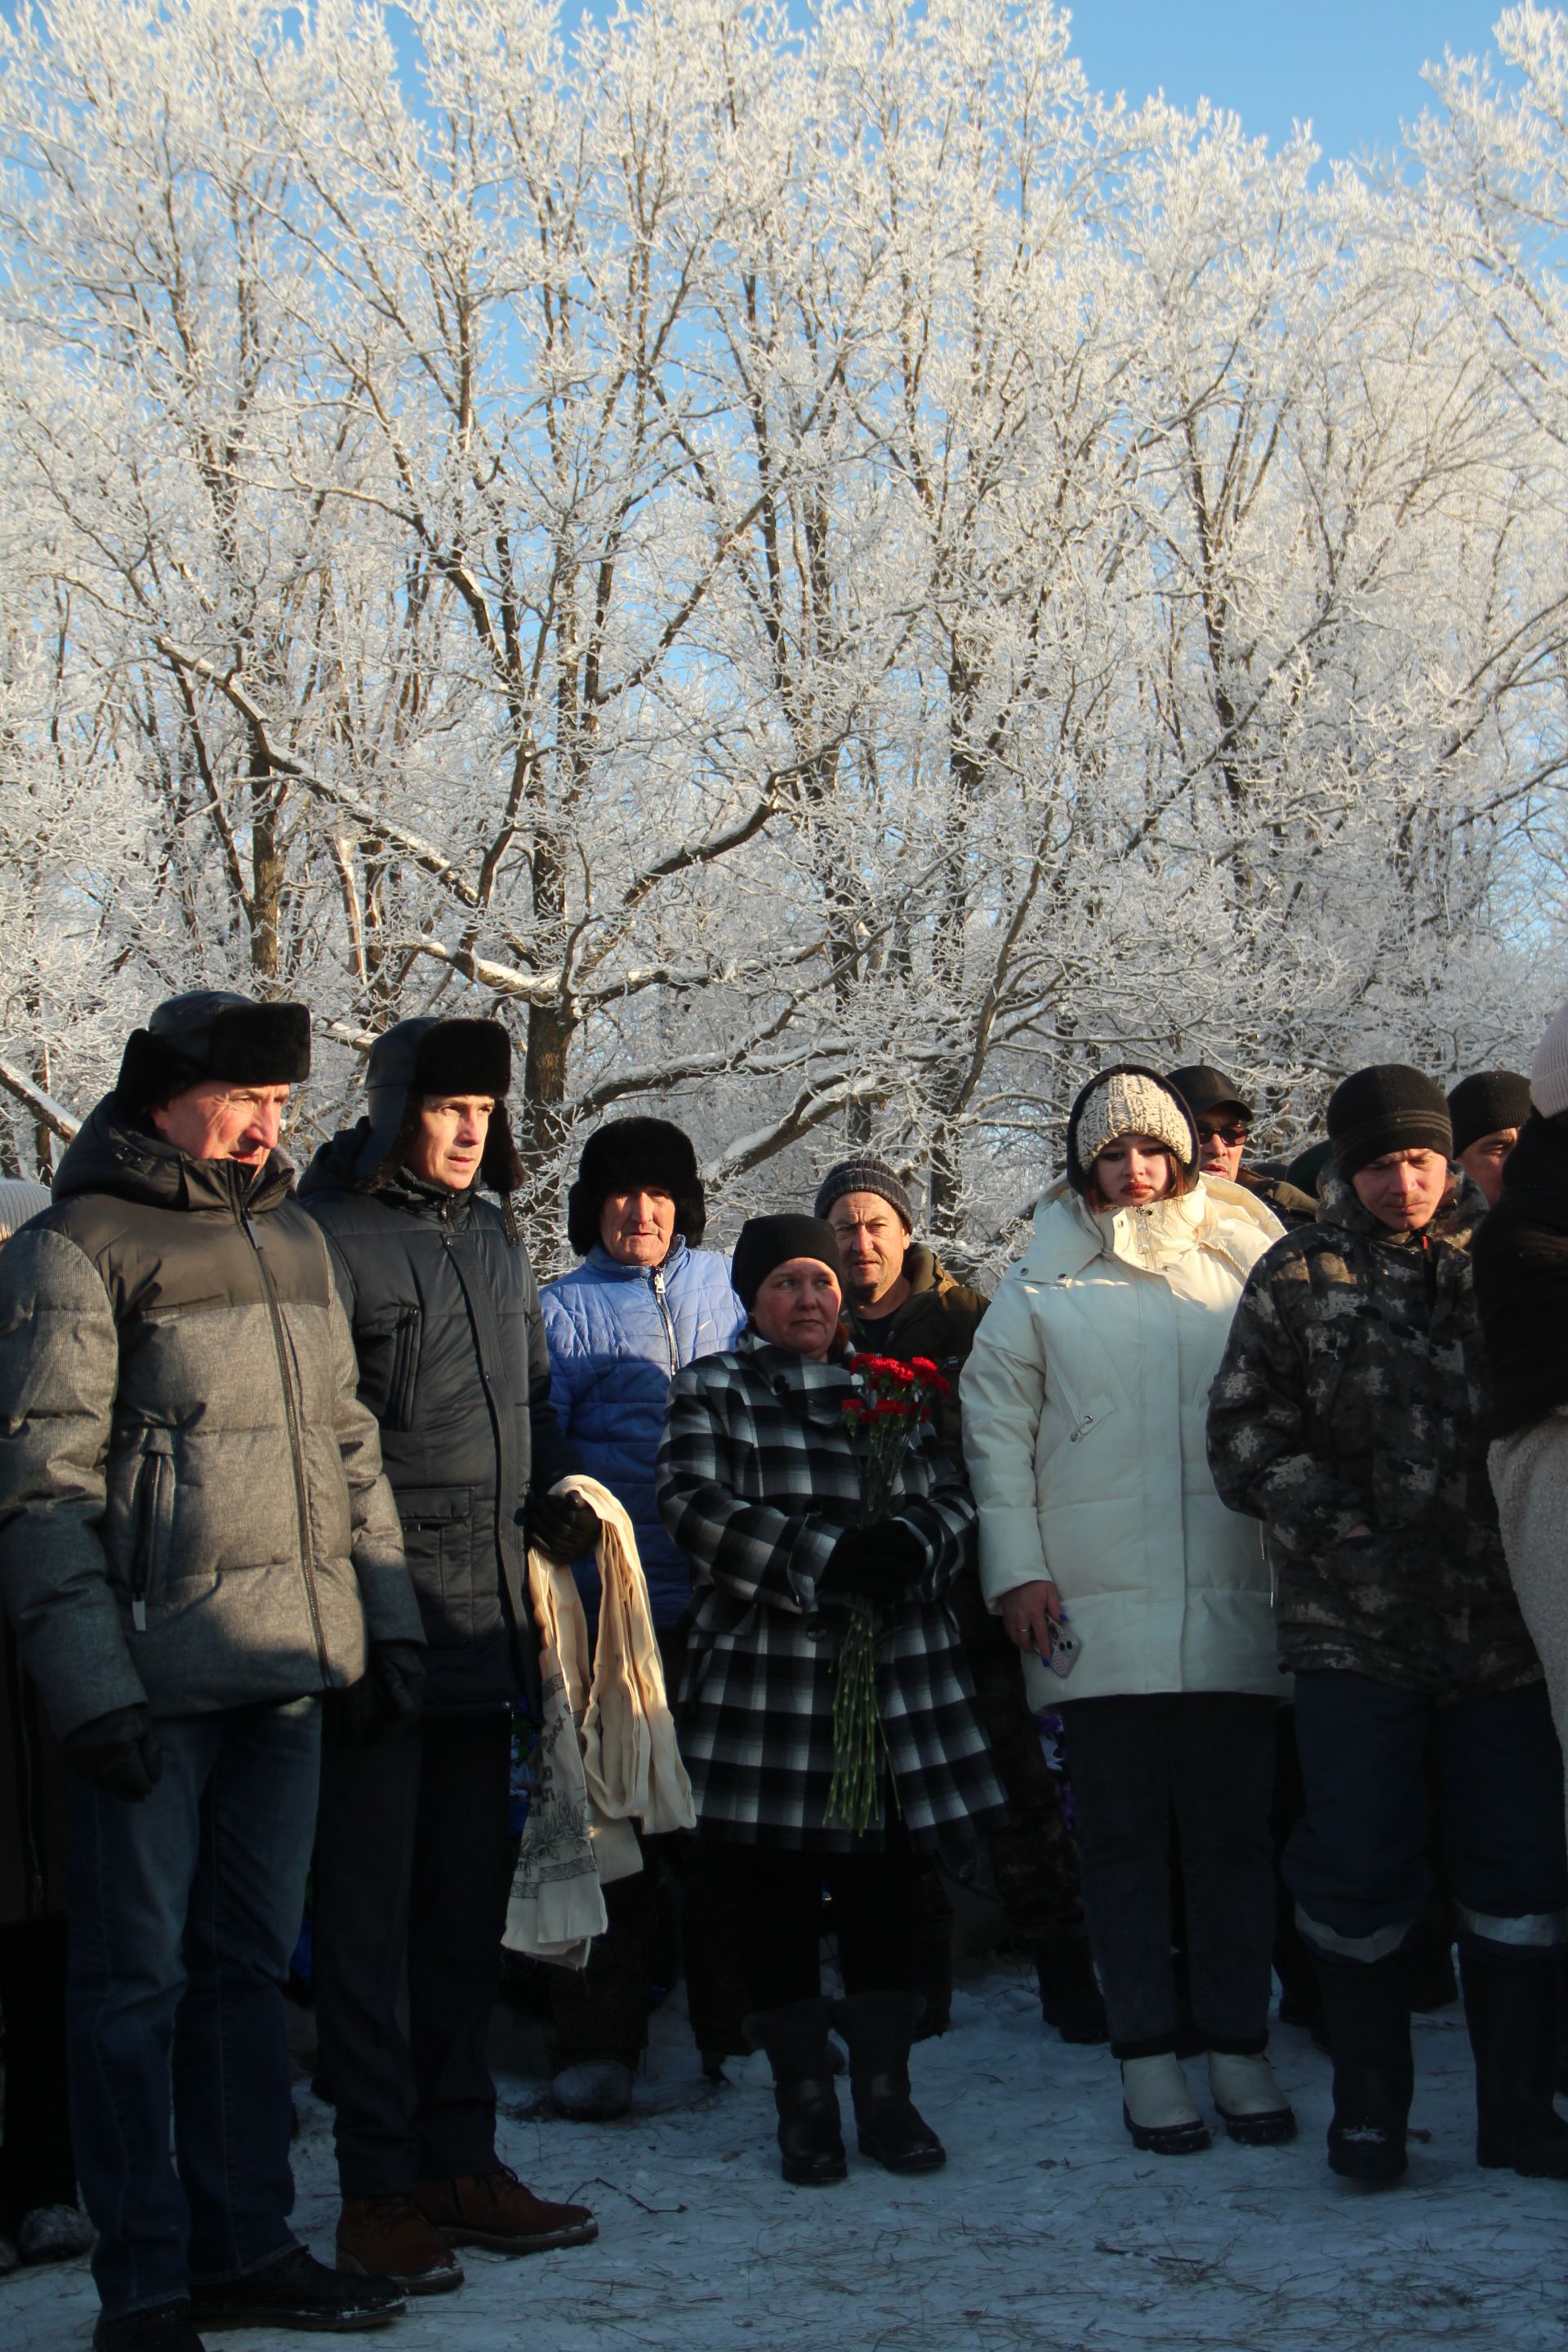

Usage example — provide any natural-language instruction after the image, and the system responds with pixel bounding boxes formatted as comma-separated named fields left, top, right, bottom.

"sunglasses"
left=1197, top=1120, right=1250, bottom=1147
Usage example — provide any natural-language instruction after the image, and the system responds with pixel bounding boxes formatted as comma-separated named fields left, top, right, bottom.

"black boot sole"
left=1327, top=2137, right=1408, bottom=2184
left=1478, top=2141, right=1568, bottom=2180
left=189, top=2305, right=402, bottom=2332
left=1122, top=2105, right=1209, bottom=2156
left=855, top=2132, right=946, bottom=2174
left=1216, top=2105, right=1298, bottom=2148
left=780, top=2152, right=849, bottom=2185
left=337, top=2254, right=464, bottom=2296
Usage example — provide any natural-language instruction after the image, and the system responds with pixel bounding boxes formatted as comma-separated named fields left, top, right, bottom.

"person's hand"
left=1000, top=1579, right=1063, bottom=1657
left=530, top=1488, right=600, bottom=1563
left=369, top=1639, right=425, bottom=1731
left=65, top=1705, right=163, bottom=1802
left=826, top=1521, right=930, bottom=1605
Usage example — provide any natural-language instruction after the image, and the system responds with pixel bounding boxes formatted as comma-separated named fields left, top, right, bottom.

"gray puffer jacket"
left=0, top=1098, right=418, bottom=1740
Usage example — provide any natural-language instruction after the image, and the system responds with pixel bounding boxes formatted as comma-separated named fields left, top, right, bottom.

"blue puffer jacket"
left=541, top=1240, right=746, bottom=1626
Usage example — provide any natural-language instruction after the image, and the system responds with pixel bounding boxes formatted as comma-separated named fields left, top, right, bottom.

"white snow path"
left=6, top=1962, right=1563, bottom=2352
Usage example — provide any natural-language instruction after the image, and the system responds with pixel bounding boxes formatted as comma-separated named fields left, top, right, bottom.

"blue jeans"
left=67, top=1698, right=322, bottom=2319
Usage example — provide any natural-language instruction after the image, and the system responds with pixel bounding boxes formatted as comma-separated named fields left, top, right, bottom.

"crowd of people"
left=0, top=985, right=1566, bottom=2352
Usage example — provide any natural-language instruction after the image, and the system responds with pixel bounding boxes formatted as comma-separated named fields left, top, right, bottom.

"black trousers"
left=1287, top=1671, right=1568, bottom=1945
left=949, top=1574, right=1084, bottom=1935
left=1061, top=1693, right=1276, bottom=2059
left=313, top=1709, right=513, bottom=2197
left=0, top=1911, right=76, bottom=2227
left=706, top=1825, right=921, bottom=2014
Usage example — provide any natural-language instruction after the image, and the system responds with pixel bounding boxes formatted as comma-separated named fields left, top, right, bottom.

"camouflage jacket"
left=1206, top=1169, right=1540, bottom=1699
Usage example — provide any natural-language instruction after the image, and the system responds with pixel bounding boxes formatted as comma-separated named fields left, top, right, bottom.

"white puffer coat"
left=962, top=1174, right=1284, bottom=1708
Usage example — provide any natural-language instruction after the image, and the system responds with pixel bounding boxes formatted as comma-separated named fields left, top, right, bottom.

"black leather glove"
left=341, top=1639, right=427, bottom=1744
left=530, top=1489, right=600, bottom=1564
left=65, top=1705, right=163, bottom=1802
left=824, top=1521, right=930, bottom=1606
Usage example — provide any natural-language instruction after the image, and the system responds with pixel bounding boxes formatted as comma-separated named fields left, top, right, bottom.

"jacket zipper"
left=244, top=1211, right=330, bottom=1684
left=651, top=1266, right=679, bottom=1375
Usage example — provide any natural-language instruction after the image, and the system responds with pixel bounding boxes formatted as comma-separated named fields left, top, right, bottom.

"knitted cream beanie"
left=1530, top=1000, right=1568, bottom=1120
left=1066, top=1067, right=1198, bottom=1193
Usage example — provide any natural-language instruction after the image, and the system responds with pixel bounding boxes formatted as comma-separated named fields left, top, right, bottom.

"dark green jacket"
left=0, top=1099, right=417, bottom=1740
left=843, top=1244, right=987, bottom=1462
left=1206, top=1168, right=1539, bottom=1699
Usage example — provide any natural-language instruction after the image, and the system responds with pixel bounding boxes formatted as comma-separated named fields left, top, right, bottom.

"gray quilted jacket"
left=0, top=1098, right=419, bottom=1740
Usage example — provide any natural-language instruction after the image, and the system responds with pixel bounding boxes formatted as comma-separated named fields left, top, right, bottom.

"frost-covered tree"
left=0, top=0, right=1561, bottom=1258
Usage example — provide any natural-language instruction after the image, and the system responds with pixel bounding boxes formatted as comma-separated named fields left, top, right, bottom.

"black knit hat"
left=362, top=1016, right=520, bottom=1194
left=813, top=1155, right=915, bottom=1230
left=1166, top=1063, right=1253, bottom=1121
left=1447, top=1071, right=1531, bottom=1158
left=567, top=1117, right=706, bottom=1255
left=731, top=1215, right=842, bottom=1312
left=115, top=991, right=310, bottom=1114
left=1328, top=1064, right=1452, bottom=1180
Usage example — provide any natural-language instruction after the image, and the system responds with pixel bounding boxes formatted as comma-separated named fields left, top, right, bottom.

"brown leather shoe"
left=336, top=2194, right=465, bottom=2294
left=414, top=2167, right=598, bottom=2255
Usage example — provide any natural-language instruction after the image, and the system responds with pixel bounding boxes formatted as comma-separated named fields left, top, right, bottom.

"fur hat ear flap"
left=411, top=1018, right=511, bottom=1100
left=480, top=1102, right=525, bottom=1197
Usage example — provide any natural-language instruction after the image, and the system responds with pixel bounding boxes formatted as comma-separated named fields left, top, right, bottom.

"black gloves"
left=341, top=1639, right=427, bottom=1744
left=65, top=1705, right=163, bottom=1802
left=825, top=1521, right=931, bottom=1606
left=530, top=1489, right=600, bottom=1564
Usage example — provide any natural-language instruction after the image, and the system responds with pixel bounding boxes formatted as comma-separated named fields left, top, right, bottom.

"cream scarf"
left=502, top=1474, right=696, bottom=1969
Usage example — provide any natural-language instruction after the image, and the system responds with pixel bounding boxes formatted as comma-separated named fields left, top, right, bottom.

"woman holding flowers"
left=963, top=1068, right=1291, bottom=2158
left=656, top=1214, right=1003, bottom=2189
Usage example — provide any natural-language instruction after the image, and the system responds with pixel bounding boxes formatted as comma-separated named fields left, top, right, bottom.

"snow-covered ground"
left=7, top=1959, right=1562, bottom=2352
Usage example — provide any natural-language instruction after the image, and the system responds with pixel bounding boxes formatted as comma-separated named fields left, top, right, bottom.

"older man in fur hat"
left=539, top=1116, right=746, bottom=2116
left=299, top=1017, right=596, bottom=2295
left=0, top=991, right=421, bottom=2352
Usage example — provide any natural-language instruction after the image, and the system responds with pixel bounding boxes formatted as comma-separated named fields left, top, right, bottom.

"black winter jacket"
left=300, top=1129, right=572, bottom=1713
left=1471, top=1111, right=1568, bottom=1439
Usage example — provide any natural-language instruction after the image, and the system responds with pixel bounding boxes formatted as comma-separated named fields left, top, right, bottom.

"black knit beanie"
left=566, top=1118, right=706, bottom=1254
left=1328, top=1065, right=1452, bottom=1180
left=1446, top=1071, right=1531, bottom=1158
left=732, top=1215, right=842, bottom=1311
left=813, top=1156, right=914, bottom=1229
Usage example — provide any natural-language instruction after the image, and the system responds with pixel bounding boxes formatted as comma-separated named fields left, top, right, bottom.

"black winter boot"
left=743, top=1998, right=847, bottom=2186
left=1459, top=1935, right=1568, bottom=2180
left=1312, top=1945, right=1414, bottom=2185
left=834, top=1990, right=946, bottom=2174
left=1032, top=1932, right=1109, bottom=2044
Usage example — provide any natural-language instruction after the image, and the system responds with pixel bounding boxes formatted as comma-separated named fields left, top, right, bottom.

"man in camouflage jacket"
left=1207, top=1064, right=1568, bottom=2190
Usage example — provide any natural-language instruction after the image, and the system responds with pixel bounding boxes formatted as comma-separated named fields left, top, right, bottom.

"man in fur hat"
left=0, top=991, right=422, bottom=2352
left=539, top=1116, right=746, bottom=2115
left=299, top=1018, right=596, bottom=2294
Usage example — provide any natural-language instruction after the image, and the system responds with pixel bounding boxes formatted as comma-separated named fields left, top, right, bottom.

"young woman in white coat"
left=963, top=1067, right=1291, bottom=2157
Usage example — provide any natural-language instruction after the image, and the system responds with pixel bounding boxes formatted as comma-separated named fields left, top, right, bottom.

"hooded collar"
left=52, top=1095, right=295, bottom=1218
left=1020, top=1171, right=1280, bottom=1283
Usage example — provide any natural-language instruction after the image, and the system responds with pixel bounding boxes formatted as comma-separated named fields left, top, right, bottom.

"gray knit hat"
left=1531, top=1001, right=1568, bottom=1120
left=813, top=1156, right=915, bottom=1230
left=1065, top=1067, right=1199, bottom=1194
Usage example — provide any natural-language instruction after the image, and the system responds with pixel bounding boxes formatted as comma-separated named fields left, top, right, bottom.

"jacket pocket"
left=128, top=1429, right=176, bottom=1632
left=395, top=1486, right=479, bottom=1647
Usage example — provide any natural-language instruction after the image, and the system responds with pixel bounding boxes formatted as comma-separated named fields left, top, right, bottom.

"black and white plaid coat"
left=656, top=1330, right=1007, bottom=1851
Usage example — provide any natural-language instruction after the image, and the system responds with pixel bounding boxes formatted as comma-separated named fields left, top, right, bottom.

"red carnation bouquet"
left=825, top=1352, right=952, bottom=1835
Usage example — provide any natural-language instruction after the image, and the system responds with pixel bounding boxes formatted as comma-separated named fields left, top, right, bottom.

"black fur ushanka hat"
left=566, top=1117, right=706, bottom=1254
left=115, top=991, right=311, bottom=1113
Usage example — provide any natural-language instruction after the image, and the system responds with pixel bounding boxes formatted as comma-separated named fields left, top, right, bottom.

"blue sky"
left=1062, top=2, right=1512, bottom=160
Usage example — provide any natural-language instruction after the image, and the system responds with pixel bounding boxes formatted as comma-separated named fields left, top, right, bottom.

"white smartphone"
left=1043, top=1616, right=1081, bottom=1681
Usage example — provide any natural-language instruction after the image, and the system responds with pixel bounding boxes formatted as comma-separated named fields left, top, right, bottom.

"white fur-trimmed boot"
left=1207, top=2051, right=1298, bottom=2146
left=1120, top=2053, right=1209, bottom=2155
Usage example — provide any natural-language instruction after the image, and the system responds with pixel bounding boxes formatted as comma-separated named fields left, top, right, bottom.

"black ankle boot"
left=1032, top=1932, right=1109, bottom=2044
left=1312, top=1944, right=1414, bottom=2185
left=743, top=1998, right=847, bottom=2186
left=1459, top=1934, right=1568, bottom=2180
left=833, top=1990, right=946, bottom=2174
